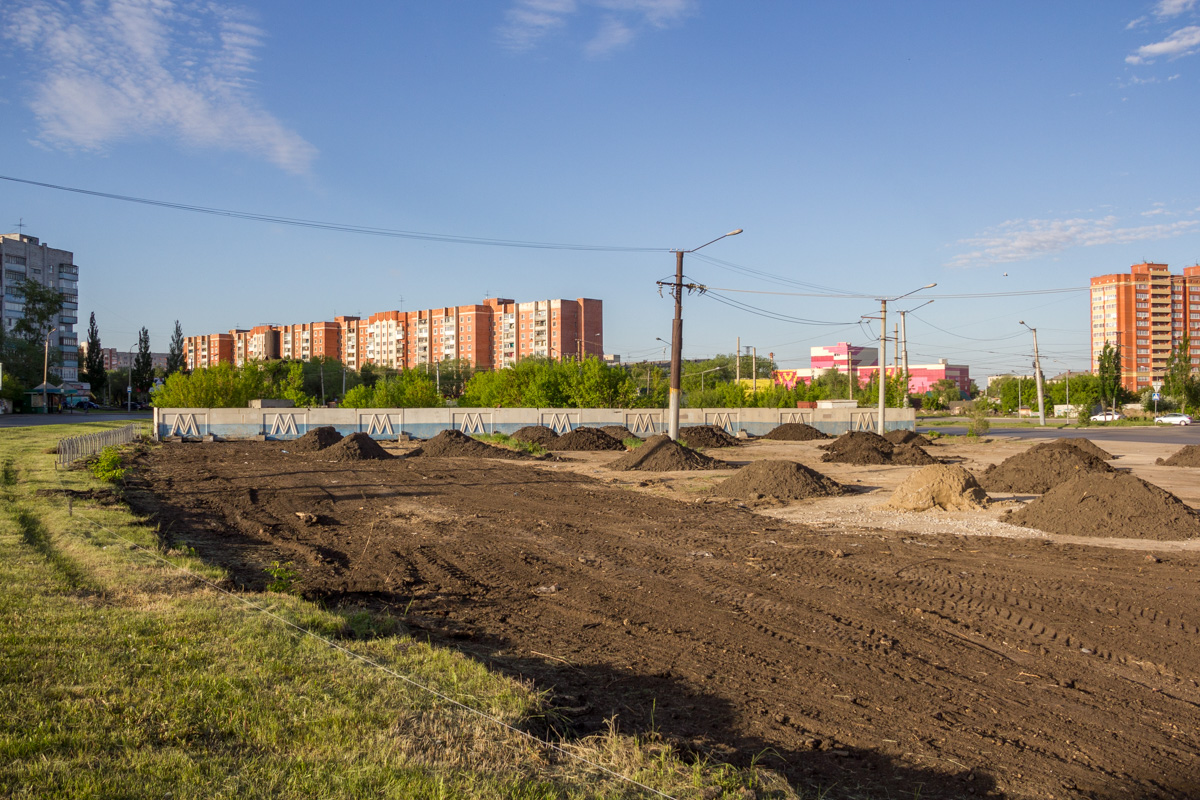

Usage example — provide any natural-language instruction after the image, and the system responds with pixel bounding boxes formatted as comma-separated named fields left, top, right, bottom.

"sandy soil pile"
left=713, top=459, right=848, bottom=501
left=885, top=464, right=989, bottom=511
left=606, top=434, right=727, bottom=471
left=1031, top=438, right=1113, bottom=460
left=409, top=429, right=533, bottom=460
left=883, top=429, right=933, bottom=447
left=289, top=425, right=343, bottom=452
left=1004, top=471, right=1200, bottom=540
left=321, top=432, right=393, bottom=460
left=510, top=426, right=560, bottom=446
left=978, top=447, right=1113, bottom=494
left=762, top=422, right=829, bottom=440
left=601, top=425, right=639, bottom=442
left=551, top=427, right=626, bottom=451
left=1157, top=445, right=1200, bottom=467
left=677, top=425, right=741, bottom=448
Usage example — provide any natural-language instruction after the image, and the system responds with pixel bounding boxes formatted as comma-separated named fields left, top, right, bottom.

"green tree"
left=166, top=320, right=186, bottom=377
left=1, top=278, right=64, bottom=402
left=132, top=327, right=154, bottom=398
left=10, top=277, right=64, bottom=343
left=152, top=362, right=273, bottom=408
left=82, top=312, right=106, bottom=397
left=1096, top=341, right=1124, bottom=415
left=340, top=369, right=439, bottom=408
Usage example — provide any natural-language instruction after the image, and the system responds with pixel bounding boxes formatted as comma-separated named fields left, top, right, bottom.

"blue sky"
left=3, top=0, right=1199, bottom=380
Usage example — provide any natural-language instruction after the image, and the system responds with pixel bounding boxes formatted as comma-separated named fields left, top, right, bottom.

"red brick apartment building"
left=184, top=297, right=602, bottom=373
left=1090, top=262, right=1200, bottom=392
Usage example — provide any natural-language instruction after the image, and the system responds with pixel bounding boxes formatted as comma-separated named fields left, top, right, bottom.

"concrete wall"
left=154, top=406, right=916, bottom=441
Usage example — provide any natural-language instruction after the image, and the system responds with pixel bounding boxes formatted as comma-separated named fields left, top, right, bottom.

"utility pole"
left=752, top=346, right=757, bottom=395
left=1020, top=321, right=1046, bottom=426
left=878, top=299, right=887, bottom=434
left=893, top=324, right=899, bottom=373
left=736, top=336, right=740, bottom=384
left=900, top=311, right=910, bottom=408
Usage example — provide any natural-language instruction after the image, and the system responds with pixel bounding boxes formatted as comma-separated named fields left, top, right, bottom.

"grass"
left=0, top=423, right=797, bottom=799
left=472, top=432, right=549, bottom=456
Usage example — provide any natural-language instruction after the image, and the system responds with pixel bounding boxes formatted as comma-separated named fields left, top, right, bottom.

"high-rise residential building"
left=183, top=297, right=603, bottom=374
left=1090, top=262, right=1200, bottom=392
left=0, top=233, right=80, bottom=385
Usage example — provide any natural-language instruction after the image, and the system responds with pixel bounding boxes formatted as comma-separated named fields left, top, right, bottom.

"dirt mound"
left=288, top=425, right=343, bottom=452
left=551, top=427, right=626, bottom=451
left=885, top=465, right=990, bottom=512
left=883, top=429, right=933, bottom=447
left=978, top=446, right=1113, bottom=494
left=321, top=432, right=393, bottom=460
left=1156, top=444, right=1200, bottom=467
left=677, top=425, right=741, bottom=448
left=1004, top=471, right=1200, bottom=540
left=713, top=460, right=848, bottom=501
left=606, top=434, right=727, bottom=472
left=1030, top=438, right=1113, bottom=461
left=890, top=443, right=939, bottom=465
left=762, top=422, right=829, bottom=441
left=820, top=430, right=894, bottom=465
left=510, top=426, right=560, bottom=446
left=601, top=425, right=640, bottom=442
left=409, top=429, right=531, bottom=460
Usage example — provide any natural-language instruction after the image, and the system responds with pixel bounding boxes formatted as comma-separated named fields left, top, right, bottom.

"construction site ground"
left=122, top=432, right=1200, bottom=800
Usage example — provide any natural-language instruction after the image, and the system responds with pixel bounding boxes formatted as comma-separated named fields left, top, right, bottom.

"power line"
left=0, top=174, right=662, bottom=253
left=699, top=284, right=1089, bottom=300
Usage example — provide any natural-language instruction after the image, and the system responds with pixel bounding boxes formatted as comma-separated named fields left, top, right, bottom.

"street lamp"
left=875, top=283, right=936, bottom=434
left=127, top=343, right=136, bottom=412
left=898, top=299, right=934, bottom=408
left=43, top=327, right=58, bottom=413
left=1019, top=321, right=1046, bottom=426
left=661, top=228, right=743, bottom=440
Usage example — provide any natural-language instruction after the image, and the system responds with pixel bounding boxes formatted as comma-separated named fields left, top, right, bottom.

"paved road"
left=920, top=421, right=1200, bottom=445
left=0, top=412, right=151, bottom=428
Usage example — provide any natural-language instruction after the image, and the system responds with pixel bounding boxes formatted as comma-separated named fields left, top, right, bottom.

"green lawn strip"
left=0, top=423, right=790, bottom=800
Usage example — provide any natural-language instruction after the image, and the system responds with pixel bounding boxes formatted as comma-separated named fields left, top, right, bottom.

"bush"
left=88, top=447, right=126, bottom=482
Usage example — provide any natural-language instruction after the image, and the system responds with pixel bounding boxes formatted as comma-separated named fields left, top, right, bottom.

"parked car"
left=1154, top=413, right=1193, bottom=425
left=69, top=400, right=100, bottom=410
left=1090, top=411, right=1125, bottom=422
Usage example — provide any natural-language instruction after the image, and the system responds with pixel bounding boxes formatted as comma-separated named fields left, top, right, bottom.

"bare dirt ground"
left=121, top=433, right=1200, bottom=800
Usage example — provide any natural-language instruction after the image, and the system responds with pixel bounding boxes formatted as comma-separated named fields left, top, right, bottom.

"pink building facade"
left=773, top=342, right=970, bottom=395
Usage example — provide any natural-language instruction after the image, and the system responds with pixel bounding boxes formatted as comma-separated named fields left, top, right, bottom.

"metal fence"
left=57, top=423, right=146, bottom=467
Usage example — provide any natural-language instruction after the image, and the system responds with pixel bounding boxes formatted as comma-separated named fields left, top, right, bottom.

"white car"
left=1090, top=411, right=1125, bottom=422
left=1154, top=413, right=1193, bottom=425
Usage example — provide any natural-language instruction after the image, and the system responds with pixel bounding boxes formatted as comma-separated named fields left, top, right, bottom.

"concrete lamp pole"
left=126, top=343, right=136, bottom=412
left=897, top=299, right=933, bottom=408
left=43, top=327, right=58, bottom=413
left=1020, top=321, right=1046, bottom=426
left=875, top=284, right=936, bottom=434
left=663, top=229, right=743, bottom=441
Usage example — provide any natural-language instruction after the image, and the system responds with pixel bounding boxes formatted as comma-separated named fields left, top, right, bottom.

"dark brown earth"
left=1004, top=471, right=1200, bottom=540
left=820, top=431, right=894, bottom=465
left=551, top=427, right=626, bottom=451
left=606, top=434, right=728, bottom=471
left=600, top=425, right=639, bottom=442
left=889, top=442, right=939, bottom=466
left=1157, top=444, right=1200, bottom=467
left=511, top=426, right=561, bottom=446
left=677, top=425, right=741, bottom=448
left=320, top=431, right=393, bottom=460
left=409, top=429, right=535, bottom=460
left=883, top=429, right=933, bottom=447
left=1031, top=438, right=1113, bottom=461
left=977, top=446, right=1114, bottom=494
left=288, top=425, right=343, bottom=452
left=120, top=439, right=1200, bottom=800
left=712, top=460, right=849, bottom=501
left=762, top=422, right=829, bottom=441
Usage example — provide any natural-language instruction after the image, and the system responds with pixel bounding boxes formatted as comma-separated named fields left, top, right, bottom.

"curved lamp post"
left=1019, top=320, right=1046, bottom=426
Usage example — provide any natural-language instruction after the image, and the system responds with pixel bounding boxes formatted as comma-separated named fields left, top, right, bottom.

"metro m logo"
left=168, top=413, right=202, bottom=437
left=362, top=414, right=397, bottom=436
left=705, top=411, right=737, bottom=433
left=455, top=412, right=491, bottom=435
left=625, top=412, right=661, bottom=437
left=542, top=412, right=574, bottom=435
left=268, top=414, right=300, bottom=437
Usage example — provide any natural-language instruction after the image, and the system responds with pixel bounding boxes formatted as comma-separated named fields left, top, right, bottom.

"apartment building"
left=182, top=333, right=234, bottom=371
left=184, top=297, right=603, bottom=373
left=78, top=344, right=169, bottom=372
left=0, top=233, right=80, bottom=385
left=772, top=341, right=971, bottom=395
left=1090, top=262, right=1200, bottom=392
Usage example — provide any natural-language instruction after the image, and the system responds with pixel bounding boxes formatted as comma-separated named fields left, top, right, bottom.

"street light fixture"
left=127, top=343, right=136, bottom=412
left=875, top=283, right=936, bottom=434
left=661, top=228, right=743, bottom=440
left=42, top=327, right=58, bottom=413
left=1019, top=320, right=1046, bottom=426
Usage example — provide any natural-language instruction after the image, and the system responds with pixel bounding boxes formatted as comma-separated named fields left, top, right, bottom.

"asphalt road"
left=921, top=420, right=1200, bottom=445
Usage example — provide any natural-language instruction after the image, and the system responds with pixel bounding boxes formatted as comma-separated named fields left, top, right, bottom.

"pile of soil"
left=820, top=431, right=894, bottom=465
left=606, top=434, right=727, bottom=472
left=713, top=460, right=848, bottom=501
left=891, top=443, right=939, bottom=466
left=510, top=426, right=560, bottom=446
left=321, top=432, right=393, bottom=460
left=1031, top=438, right=1113, bottom=461
left=978, top=447, right=1113, bottom=494
left=289, top=425, right=343, bottom=452
left=762, top=422, right=829, bottom=441
left=601, top=425, right=639, bottom=442
left=1156, top=444, right=1200, bottom=467
left=677, top=425, right=741, bottom=448
left=883, top=429, right=933, bottom=447
left=551, top=427, right=626, bottom=451
left=1004, top=471, right=1200, bottom=540
left=409, top=429, right=532, bottom=460
left=885, top=464, right=990, bottom=512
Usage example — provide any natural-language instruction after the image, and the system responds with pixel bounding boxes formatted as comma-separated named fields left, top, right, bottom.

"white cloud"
left=2, top=0, right=316, bottom=173
left=947, top=214, right=1200, bottom=268
left=1126, top=25, right=1200, bottom=64
left=499, top=0, right=693, bottom=56
left=1155, top=0, right=1197, bottom=18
